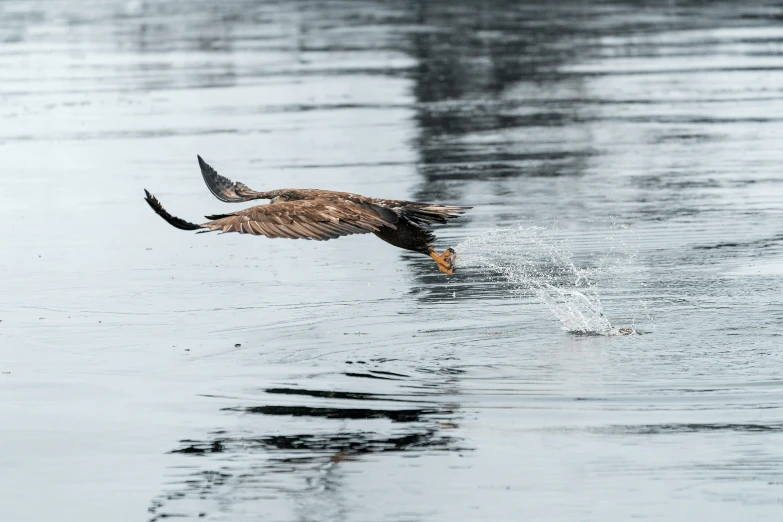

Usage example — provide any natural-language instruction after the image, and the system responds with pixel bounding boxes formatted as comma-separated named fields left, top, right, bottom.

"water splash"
left=454, top=226, right=637, bottom=336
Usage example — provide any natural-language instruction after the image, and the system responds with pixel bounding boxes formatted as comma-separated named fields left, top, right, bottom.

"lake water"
left=1, top=1, right=783, bottom=521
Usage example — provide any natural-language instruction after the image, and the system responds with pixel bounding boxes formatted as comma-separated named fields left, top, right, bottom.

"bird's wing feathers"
left=202, top=199, right=398, bottom=240
left=198, top=155, right=272, bottom=203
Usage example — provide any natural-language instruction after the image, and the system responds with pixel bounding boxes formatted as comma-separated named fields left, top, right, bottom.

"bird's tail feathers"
left=402, top=204, right=472, bottom=226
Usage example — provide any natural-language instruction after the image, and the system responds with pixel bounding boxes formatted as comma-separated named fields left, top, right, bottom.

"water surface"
left=1, top=1, right=783, bottom=521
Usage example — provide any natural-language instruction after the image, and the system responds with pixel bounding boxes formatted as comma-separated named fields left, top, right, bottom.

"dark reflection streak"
left=344, top=371, right=399, bottom=380
left=695, top=234, right=783, bottom=251
left=592, top=423, right=783, bottom=435
left=260, top=431, right=458, bottom=455
left=264, top=387, right=418, bottom=402
left=171, top=440, right=225, bottom=455
left=168, top=431, right=460, bottom=456
left=225, top=405, right=440, bottom=422
left=370, top=370, right=410, bottom=377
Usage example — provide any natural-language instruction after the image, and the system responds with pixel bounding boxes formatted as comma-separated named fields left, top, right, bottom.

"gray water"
left=2, top=1, right=783, bottom=521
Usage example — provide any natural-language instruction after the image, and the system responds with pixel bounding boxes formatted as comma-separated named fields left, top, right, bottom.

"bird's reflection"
left=148, top=370, right=465, bottom=522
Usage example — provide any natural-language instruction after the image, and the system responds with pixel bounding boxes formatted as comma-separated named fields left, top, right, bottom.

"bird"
left=143, top=156, right=471, bottom=274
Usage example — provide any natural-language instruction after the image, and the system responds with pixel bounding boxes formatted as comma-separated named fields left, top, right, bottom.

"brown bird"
left=143, top=156, right=470, bottom=274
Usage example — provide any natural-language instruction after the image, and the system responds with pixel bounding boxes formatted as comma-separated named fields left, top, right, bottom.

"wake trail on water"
left=454, top=226, right=644, bottom=336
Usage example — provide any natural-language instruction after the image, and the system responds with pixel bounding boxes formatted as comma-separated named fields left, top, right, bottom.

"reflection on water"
left=149, top=369, right=464, bottom=522
left=2, top=0, right=783, bottom=521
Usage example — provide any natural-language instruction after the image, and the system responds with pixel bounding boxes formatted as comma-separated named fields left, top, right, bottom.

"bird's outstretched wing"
left=203, top=199, right=398, bottom=240
left=198, top=155, right=273, bottom=202
left=144, top=190, right=398, bottom=240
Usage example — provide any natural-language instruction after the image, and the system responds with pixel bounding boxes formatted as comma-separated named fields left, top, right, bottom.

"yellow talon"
left=429, top=248, right=456, bottom=275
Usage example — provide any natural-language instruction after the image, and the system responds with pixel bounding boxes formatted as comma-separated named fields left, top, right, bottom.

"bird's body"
left=144, top=156, right=470, bottom=274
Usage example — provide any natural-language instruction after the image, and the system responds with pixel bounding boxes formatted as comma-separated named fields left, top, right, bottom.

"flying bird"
left=143, top=156, right=470, bottom=274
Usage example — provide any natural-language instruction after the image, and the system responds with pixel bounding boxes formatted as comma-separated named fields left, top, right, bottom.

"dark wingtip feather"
left=197, top=155, right=214, bottom=181
left=197, top=154, right=240, bottom=202
left=143, top=189, right=203, bottom=231
left=197, top=154, right=213, bottom=177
